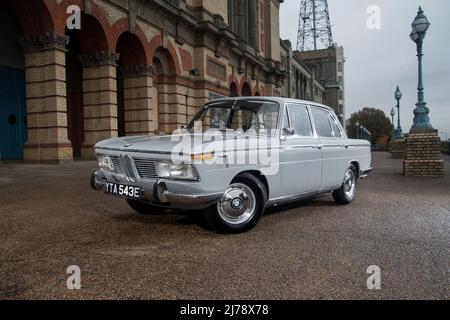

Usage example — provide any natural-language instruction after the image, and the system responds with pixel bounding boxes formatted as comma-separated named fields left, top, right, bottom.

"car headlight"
left=97, top=155, right=114, bottom=171
left=155, top=161, right=199, bottom=181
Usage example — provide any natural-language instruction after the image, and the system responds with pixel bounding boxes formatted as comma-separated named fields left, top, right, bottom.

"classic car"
left=91, top=97, right=372, bottom=233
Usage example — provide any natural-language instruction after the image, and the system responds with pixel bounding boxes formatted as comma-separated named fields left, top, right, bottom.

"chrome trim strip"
left=97, top=146, right=174, bottom=155
left=267, top=185, right=341, bottom=207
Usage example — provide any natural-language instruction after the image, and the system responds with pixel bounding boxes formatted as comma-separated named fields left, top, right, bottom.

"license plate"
left=105, top=182, right=141, bottom=200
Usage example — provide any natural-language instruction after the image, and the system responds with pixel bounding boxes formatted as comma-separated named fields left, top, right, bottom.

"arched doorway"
left=116, top=32, right=148, bottom=137
left=230, top=83, right=238, bottom=97
left=153, top=47, right=177, bottom=133
left=242, top=82, right=251, bottom=97
left=65, top=13, right=109, bottom=158
left=0, top=2, right=26, bottom=160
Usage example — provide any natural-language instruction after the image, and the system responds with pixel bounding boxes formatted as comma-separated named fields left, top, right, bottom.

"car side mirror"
left=283, top=128, right=295, bottom=136
left=281, top=128, right=295, bottom=141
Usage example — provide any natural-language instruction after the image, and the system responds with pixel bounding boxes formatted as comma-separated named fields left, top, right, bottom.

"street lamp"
left=390, top=108, right=395, bottom=139
left=360, top=124, right=364, bottom=140
left=410, top=6, right=432, bottom=130
left=394, top=86, right=403, bottom=138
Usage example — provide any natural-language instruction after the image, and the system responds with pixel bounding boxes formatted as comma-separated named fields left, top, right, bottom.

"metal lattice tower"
left=297, top=0, right=334, bottom=51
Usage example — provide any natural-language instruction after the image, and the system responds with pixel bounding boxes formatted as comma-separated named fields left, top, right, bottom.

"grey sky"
left=280, top=0, right=450, bottom=139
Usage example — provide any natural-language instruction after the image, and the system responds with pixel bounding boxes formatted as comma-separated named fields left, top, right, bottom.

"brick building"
left=279, top=39, right=325, bottom=104
left=295, top=46, right=346, bottom=124
left=0, top=0, right=286, bottom=163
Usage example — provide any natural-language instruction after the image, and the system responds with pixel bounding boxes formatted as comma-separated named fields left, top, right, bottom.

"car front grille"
left=110, top=156, right=125, bottom=174
left=133, top=158, right=158, bottom=179
left=107, top=156, right=198, bottom=181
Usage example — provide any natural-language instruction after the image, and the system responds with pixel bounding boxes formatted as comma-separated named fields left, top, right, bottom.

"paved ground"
left=0, top=152, right=449, bottom=300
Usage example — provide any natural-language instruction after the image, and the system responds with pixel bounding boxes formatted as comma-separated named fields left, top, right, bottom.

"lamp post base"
left=403, top=129, right=444, bottom=178
left=393, top=128, right=404, bottom=139
left=391, top=138, right=405, bottom=159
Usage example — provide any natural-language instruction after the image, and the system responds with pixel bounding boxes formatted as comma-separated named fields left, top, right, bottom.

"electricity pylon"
left=297, top=0, right=334, bottom=51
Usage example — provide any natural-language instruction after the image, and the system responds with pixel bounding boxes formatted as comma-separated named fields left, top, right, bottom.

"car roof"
left=206, top=96, right=334, bottom=111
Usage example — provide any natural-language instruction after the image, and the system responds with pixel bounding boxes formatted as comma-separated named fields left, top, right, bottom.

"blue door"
left=0, top=66, right=27, bottom=160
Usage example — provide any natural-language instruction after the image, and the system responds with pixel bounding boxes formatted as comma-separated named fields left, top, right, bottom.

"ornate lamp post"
left=394, top=86, right=403, bottom=138
left=410, top=6, right=432, bottom=130
left=403, top=6, right=443, bottom=177
left=390, top=107, right=395, bottom=139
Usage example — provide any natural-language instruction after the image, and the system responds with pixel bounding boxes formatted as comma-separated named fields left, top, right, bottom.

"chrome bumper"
left=90, top=170, right=223, bottom=209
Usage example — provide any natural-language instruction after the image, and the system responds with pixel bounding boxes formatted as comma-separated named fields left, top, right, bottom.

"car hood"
left=95, top=133, right=276, bottom=155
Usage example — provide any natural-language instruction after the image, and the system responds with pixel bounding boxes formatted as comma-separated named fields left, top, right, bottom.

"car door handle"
left=343, top=144, right=349, bottom=149
left=313, top=144, right=323, bottom=150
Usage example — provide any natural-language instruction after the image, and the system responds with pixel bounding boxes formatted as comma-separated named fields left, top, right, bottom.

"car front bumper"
left=90, top=170, right=223, bottom=210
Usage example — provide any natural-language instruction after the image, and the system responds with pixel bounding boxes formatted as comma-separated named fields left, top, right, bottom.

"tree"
left=346, top=107, right=394, bottom=143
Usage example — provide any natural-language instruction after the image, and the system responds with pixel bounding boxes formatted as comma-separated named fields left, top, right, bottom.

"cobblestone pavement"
left=0, top=153, right=449, bottom=299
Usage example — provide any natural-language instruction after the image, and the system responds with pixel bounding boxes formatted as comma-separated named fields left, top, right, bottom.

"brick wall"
left=403, top=130, right=444, bottom=178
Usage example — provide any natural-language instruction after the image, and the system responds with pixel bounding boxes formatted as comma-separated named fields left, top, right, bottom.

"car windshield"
left=187, top=100, right=280, bottom=136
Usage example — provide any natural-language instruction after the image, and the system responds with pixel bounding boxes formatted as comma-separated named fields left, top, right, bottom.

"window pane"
left=189, top=100, right=280, bottom=136
left=311, top=108, right=333, bottom=137
left=329, top=113, right=342, bottom=138
left=287, top=105, right=313, bottom=137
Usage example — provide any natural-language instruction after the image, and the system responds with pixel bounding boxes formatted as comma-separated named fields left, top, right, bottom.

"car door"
left=279, top=103, right=322, bottom=196
left=309, top=106, right=348, bottom=190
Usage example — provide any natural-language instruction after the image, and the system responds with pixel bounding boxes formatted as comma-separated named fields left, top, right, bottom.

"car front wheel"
left=203, top=173, right=267, bottom=234
left=333, top=165, right=358, bottom=205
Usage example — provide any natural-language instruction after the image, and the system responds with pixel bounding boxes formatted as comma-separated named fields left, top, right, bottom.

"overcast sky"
left=280, top=0, right=450, bottom=139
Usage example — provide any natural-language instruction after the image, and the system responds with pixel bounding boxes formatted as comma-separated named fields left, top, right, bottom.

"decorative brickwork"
left=403, top=129, right=444, bottom=177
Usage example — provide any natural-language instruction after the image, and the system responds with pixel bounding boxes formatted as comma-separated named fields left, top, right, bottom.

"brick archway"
left=241, top=82, right=252, bottom=97
left=64, top=11, right=113, bottom=159
left=116, top=32, right=154, bottom=137
left=230, top=82, right=238, bottom=97
left=152, top=45, right=182, bottom=133
left=5, top=0, right=55, bottom=35
left=0, top=2, right=29, bottom=160
left=239, top=75, right=254, bottom=97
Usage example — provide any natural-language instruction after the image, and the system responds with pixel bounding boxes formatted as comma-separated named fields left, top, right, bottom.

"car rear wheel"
left=126, top=199, right=167, bottom=215
left=332, top=165, right=357, bottom=205
left=203, top=173, right=267, bottom=234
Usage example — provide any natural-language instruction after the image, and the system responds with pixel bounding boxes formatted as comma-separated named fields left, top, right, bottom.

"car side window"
left=311, top=107, right=333, bottom=138
left=287, top=104, right=313, bottom=137
left=328, top=112, right=342, bottom=138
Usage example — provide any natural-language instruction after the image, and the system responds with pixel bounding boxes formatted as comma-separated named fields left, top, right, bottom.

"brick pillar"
left=21, top=32, right=72, bottom=163
left=79, top=51, right=119, bottom=159
left=403, top=129, right=444, bottom=177
left=122, top=65, right=157, bottom=135
left=157, top=76, right=190, bottom=134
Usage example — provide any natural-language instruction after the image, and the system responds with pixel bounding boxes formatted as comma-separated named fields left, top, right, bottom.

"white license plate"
left=105, top=183, right=141, bottom=200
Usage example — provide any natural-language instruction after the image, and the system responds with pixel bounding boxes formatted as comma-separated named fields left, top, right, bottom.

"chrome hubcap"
left=218, top=183, right=256, bottom=225
left=344, top=169, right=356, bottom=199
